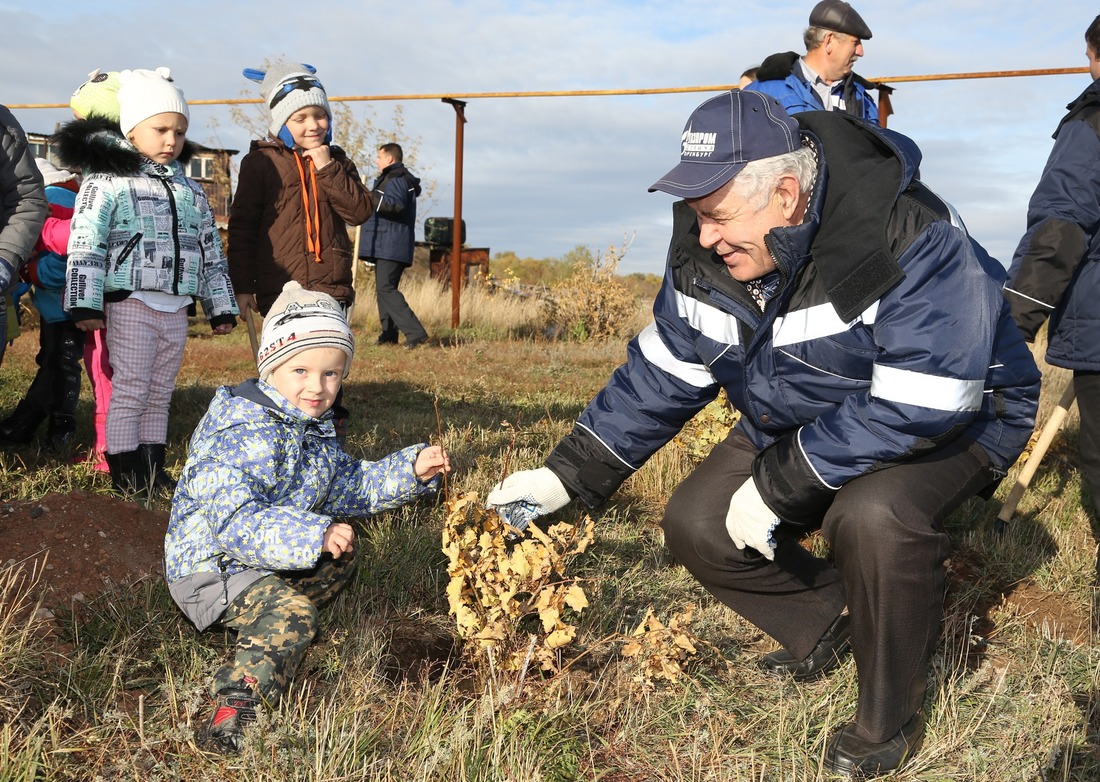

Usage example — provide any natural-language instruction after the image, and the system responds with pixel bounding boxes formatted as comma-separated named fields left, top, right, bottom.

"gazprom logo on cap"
left=681, top=123, right=717, bottom=159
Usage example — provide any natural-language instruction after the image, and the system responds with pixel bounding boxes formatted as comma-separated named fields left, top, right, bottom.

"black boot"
left=45, top=414, right=78, bottom=452
left=139, top=443, right=177, bottom=496
left=106, top=449, right=146, bottom=495
left=0, top=399, right=47, bottom=445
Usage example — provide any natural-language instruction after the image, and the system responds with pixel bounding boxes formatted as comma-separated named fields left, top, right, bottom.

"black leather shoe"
left=376, top=334, right=398, bottom=345
left=404, top=337, right=429, bottom=350
left=824, top=711, right=925, bottom=776
left=761, top=612, right=851, bottom=681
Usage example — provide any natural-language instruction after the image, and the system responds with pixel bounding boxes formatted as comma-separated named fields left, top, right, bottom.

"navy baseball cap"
left=648, top=90, right=801, bottom=199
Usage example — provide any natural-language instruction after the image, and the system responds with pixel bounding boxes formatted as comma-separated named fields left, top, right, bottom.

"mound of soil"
left=0, top=491, right=167, bottom=612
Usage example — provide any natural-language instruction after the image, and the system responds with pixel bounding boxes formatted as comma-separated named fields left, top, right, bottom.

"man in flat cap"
left=488, top=90, right=1039, bottom=775
left=746, top=0, right=880, bottom=123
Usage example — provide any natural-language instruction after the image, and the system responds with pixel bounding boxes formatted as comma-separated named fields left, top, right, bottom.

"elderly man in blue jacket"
left=1006, top=14, right=1100, bottom=520
left=488, top=91, right=1040, bottom=776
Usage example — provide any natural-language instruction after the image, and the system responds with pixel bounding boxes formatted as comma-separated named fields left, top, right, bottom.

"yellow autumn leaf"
left=563, top=584, right=588, bottom=611
left=539, top=606, right=561, bottom=632
left=546, top=626, right=575, bottom=649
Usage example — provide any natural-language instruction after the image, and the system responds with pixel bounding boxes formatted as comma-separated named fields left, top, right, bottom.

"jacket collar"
left=229, top=378, right=337, bottom=435
left=1055, top=77, right=1100, bottom=138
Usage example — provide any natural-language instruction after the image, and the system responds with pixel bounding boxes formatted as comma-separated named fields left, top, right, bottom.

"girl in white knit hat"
left=55, top=67, right=239, bottom=496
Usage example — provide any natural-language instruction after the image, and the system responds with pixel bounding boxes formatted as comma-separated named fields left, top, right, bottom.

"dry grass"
left=1, top=311, right=1099, bottom=780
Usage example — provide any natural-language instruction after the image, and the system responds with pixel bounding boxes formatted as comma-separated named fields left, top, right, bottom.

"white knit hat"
left=34, top=158, right=78, bottom=187
left=246, top=62, right=330, bottom=138
left=117, top=67, right=189, bottom=136
left=257, top=282, right=354, bottom=382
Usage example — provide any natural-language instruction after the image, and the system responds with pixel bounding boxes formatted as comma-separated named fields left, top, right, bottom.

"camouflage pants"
left=212, top=551, right=357, bottom=702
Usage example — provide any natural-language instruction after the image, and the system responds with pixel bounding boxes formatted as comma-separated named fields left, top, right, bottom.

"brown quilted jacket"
left=228, top=140, right=372, bottom=314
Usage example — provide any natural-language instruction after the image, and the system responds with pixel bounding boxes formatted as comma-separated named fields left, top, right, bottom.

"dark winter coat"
left=1006, top=77, right=1100, bottom=370
left=228, top=140, right=373, bottom=314
left=358, top=162, right=421, bottom=265
left=0, top=104, right=47, bottom=283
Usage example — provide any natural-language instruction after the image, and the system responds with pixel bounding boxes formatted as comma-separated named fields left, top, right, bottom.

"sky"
left=2, top=1, right=1095, bottom=276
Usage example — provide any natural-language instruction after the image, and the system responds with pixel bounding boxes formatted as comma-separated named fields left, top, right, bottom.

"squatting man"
left=488, top=90, right=1040, bottom=776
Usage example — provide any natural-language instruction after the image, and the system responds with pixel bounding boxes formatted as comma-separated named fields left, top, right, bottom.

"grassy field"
left=1, top=275, right=1098, bottom=781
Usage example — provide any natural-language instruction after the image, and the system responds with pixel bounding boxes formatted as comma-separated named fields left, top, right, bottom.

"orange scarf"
left=293, top=153, right=322, bottom=262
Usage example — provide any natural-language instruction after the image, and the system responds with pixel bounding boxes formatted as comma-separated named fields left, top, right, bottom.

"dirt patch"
left=0, top=491, right=167, bottom=614
left=1001, top=580, right=1094, bottom=645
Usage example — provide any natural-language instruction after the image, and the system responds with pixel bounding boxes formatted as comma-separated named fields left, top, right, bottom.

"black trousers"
left=373, top=259, right=427, bottom=343
left=662, top=428, right=996, bottom=743
left=1074, top=371, right=1100, bottom=513
left=27, top=319, right=84, bottom=417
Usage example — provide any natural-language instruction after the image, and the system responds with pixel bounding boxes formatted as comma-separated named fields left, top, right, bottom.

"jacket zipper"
left=160, top=178, right=183, bottom=295
left=111, top=233, right=143, bottom=272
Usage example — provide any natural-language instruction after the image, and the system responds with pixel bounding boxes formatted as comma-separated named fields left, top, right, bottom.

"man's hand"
left=212, top=322, right=235, bottom=335
left=322, top=521, right=355, bottom=558
left=486, top=467, right=570, bottom=532
left=725, top=478, right=780, bottom=561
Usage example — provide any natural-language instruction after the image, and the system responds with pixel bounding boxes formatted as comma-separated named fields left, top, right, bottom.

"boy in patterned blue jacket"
left=164, top=281, right=450, bottom=754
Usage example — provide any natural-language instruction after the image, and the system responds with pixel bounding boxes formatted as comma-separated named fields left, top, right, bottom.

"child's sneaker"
left=203, top=684, right=260, bottom=754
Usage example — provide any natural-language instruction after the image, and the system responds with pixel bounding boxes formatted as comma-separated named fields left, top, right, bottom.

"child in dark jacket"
left=0, top=159, right=83, bottom=450
left=164, top=281, right=449, bottom=754
left=228, top=63, right=373, bottom=318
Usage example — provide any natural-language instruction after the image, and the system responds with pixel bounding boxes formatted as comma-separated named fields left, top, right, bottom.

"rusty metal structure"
left=11, top=66, right=1089, bottom=325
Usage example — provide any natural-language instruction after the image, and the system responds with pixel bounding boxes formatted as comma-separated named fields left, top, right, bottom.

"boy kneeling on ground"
left=164, top=281, right=449, bottom=754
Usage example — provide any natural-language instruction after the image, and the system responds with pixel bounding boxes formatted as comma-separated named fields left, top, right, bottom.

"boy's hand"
left=301, top=145, right=332, bottom=170
left=212, top=322, right=235, bottom=335
left=322, top=522, right=355, bottom=558
left=415, top=445, right=451, bottom=481
left=235, top=293, right=258, bottom=320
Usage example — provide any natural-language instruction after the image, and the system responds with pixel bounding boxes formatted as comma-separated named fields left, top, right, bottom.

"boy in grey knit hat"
left=228, top=62, right=376, bottom=435
left=228, top=62, right=372, bottom=317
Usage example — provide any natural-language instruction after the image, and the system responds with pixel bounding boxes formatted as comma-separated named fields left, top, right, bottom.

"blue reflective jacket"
left=546, top=112, right=1040, bottom=523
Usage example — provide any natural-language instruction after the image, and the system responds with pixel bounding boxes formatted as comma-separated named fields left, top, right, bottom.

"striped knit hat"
left=244, top=62, right=331, bottom=142
left=257, top=282, right=354, bottom=382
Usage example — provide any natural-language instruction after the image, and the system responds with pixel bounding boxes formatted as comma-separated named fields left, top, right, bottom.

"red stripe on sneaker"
left=211, top=706, right=237, bottom=727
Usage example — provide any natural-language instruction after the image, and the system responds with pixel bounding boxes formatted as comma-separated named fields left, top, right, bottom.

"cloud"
left=4, top=0, right=1094, bottom=275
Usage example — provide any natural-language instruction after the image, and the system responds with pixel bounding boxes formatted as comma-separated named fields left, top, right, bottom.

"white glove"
left=725, top=478, right=781, bottom=561
left=486, top=467, right=571, bottom=532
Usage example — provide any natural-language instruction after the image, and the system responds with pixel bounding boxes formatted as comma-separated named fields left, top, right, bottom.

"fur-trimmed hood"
left=51, top=115, right=194, bottom=177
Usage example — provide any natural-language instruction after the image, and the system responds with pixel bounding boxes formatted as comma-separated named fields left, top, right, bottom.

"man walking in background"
left=360, top=143, right=428, bottom=349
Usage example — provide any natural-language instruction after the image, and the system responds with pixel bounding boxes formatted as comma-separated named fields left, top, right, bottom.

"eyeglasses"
left=269, top=77, right=324, bottom=109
